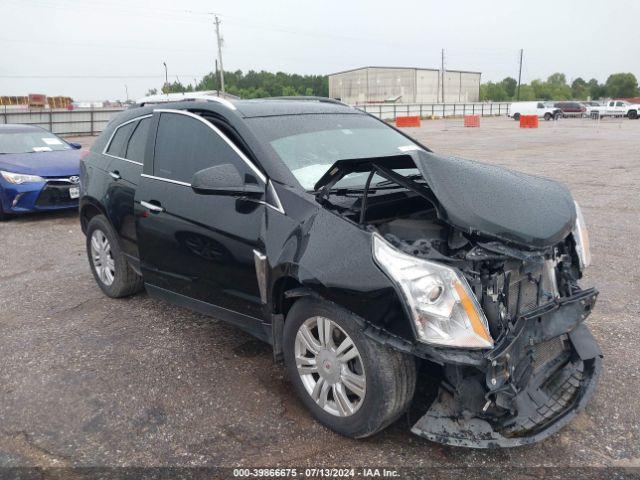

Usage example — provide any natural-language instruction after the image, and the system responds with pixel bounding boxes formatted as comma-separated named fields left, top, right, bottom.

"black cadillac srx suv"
left=79, top=95, right=601, bottom=448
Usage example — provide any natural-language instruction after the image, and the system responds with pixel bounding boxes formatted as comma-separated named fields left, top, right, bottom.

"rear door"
left=135, top=109, right=267, bottom=325
left=102, top=115, right=152, bottom=261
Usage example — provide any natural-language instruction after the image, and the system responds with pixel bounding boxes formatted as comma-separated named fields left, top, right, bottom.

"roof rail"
left=265, top=96, right=350, bottom=107
left=135, top=92, right=237, bottom=110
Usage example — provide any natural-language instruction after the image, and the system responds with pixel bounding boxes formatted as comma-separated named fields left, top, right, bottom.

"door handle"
left=140, top=200, right=165, bottom=213
left=109, top=170, right=121, bottom=180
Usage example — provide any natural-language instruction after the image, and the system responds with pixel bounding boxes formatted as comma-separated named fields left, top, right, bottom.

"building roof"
left=328, top=66, right=482, bottom=76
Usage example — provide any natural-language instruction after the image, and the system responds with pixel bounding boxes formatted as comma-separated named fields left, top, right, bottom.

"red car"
left=554, top=101, right=587, bottom=117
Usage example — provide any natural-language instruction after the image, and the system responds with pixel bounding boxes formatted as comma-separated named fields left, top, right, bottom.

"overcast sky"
left=1, top=0, right=639, bottom=101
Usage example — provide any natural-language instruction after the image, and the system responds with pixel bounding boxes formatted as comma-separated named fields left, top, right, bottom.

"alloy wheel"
left=294, top=316, right=366, bottom=417
left=90, top=229, right=115, bottom=286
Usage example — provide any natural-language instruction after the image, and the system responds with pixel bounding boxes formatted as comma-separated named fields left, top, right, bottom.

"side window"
left=125, top=117, right=151, bottom=163
left=537, top=102, right=544, bottom=108
left=616, top=101, right=624, bottom=107
left=609, top=101, right=615, bottom=107
left=153, top=112, right=252, bottom=184
left=106, top=121, right=136, bottom=157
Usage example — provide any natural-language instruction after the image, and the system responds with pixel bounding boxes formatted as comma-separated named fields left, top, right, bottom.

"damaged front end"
left=314, top=151, right=601, bottom=448
left=412, top=289, right=601, bottom=448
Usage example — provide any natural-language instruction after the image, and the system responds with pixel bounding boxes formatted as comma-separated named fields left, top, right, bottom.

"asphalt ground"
left=0, top=116, right=638, bottom=473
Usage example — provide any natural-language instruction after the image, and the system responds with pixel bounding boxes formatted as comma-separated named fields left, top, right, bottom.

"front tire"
left=512, top=113, right=520, bottom=121
left=629, top=110, right=638, bottom=119
left=86, top=215, right=143, bottom=298
left=283, top=297, right=416, bottom=438
left=544, top=112, right=552, bottom=121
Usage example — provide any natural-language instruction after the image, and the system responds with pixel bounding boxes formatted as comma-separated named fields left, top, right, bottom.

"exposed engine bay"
left=314, top=153, right=601, bottom=447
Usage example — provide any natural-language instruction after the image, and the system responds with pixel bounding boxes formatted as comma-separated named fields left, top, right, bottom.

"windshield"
left=246, top=114, right=422, bottom=190
left=0, top=131, right=72, bottom=154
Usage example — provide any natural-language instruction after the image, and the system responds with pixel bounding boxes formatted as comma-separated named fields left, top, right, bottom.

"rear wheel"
left=283, top=297, right=416, bottom=438
left=86, top=215, right=143, bottom=298
left=513, top=113, right=520, bottom=121
left=629, top=110, right=638, bottom=119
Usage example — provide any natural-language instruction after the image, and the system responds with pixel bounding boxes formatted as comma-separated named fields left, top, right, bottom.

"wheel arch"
left=79, top=197, right=107, bottom=234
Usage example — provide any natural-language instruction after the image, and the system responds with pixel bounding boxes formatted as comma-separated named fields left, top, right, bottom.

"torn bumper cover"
left=411, top=288, right=602, bottom=448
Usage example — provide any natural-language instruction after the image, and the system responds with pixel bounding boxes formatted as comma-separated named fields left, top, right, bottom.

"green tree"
left=605, top=73, right=639, bottom=98
left=517, top=84, right=536, bottom=101
left=480, top=82, right=508, bottom=101
left=587, top=79, right=605, bottom=100
left=500, top=77, right=517, bottom=98
left=571, top=78, right=589, bottom=99
left=145, top=88, right=158, bottom=96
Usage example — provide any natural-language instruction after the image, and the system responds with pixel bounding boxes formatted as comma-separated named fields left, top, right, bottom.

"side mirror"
left=191, top=163, right=263, bottom=197
left=68, top=142, right=82, bottom=149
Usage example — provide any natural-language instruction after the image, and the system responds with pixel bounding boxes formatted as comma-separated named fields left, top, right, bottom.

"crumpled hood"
left=0, top=150, right=82, bottom=178
left=412, top=150, right=576, bottom=249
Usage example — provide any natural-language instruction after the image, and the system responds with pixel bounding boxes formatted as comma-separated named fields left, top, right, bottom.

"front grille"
left=505, top=359, right=584, bottom=437
left=35, top=183, right=78, bottom=207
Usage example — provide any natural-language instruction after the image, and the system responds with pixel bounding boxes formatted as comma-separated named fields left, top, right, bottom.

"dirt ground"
left=0, top=116, right=638, bottom=472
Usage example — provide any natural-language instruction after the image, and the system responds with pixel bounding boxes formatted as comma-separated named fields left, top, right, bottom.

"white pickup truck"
left=591, top=100, right=640, bottom=119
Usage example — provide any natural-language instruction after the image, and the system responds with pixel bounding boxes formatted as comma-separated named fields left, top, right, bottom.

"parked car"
left=581, top=101, right=601, bottom=116
left=508, top=101, right=561, bottom=121
left=554, top=101, right=587, bottom=117
left=591, top=100, right=640, bottom=119
left=80, top=96, right=601, bottom=448
left=0, top=125, right=83, bottom=220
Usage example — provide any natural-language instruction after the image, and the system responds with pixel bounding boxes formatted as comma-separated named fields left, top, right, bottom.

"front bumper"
left=0, top=179, right=79, bottom=214
left=411, top=288, right=601, bottom=448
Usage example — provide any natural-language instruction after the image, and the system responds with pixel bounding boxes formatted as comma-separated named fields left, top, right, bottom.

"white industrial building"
left=328, top=66, right=481, bottom=104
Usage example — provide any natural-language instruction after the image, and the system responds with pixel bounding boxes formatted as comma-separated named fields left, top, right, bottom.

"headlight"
left=572, top=201, right=591, bottom=269
left=372, top=234, right=493, bottom=349
left=0, top=170, right=45, bottom=184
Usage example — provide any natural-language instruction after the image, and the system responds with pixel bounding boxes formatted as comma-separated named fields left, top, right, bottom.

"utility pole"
left=124, top=84, right=129, bottom=102
left=214, top=15, right=225, bottom=94
left=517, top=49, right=523, bottom=101
left=441, top=48, right=445, bottom=103
left=163, top=62, right=168, bottom=90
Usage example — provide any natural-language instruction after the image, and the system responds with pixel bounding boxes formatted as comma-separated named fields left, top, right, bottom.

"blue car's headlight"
left=0, top=170, right=45, bottom=184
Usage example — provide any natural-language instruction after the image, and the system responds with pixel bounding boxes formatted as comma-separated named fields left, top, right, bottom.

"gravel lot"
left=0, top=116, right=638, bottom=471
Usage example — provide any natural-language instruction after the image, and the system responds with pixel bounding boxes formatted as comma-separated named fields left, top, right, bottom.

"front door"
left=135, top=110, right=266, bottom=325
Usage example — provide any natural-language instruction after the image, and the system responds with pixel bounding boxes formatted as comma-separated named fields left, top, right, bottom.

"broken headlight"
left=572, top=201, right=591, bottom=270
left=372, top=233, right=493, bottom=349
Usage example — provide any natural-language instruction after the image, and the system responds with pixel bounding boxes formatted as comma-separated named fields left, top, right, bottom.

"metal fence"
left=357, top=102, right=511, bottom=120
left=0, top=107, right=124, bottom=136
left=0, top=102, right=515, bottom=135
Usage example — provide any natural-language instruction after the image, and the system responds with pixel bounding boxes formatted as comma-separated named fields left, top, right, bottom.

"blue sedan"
left=0, top=124, right=84, bottom=220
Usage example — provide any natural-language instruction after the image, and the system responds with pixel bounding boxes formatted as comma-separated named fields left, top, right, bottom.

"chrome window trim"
left=102, top=114, right=152, bottom=165
left=267, top=181, right=285, bottom=214
left=153, top=108, right=267, bottom=184
left=141, top=110, right=285, bottom=215
left=141, top=173, right=191, bottom=187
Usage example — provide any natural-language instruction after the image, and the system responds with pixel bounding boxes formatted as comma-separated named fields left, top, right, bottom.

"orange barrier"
left=463, top=115, right=480, bottom=127
left=396, top=116, right=421, bottom=127
left=519, top=115, right=539, bottom=128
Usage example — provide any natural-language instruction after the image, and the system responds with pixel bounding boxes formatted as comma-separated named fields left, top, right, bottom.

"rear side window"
left=125, top=117, right=151, bottom=163
left=153, top=112, right=250, bottom=184
left=106, top=121, right=136, bottom=157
